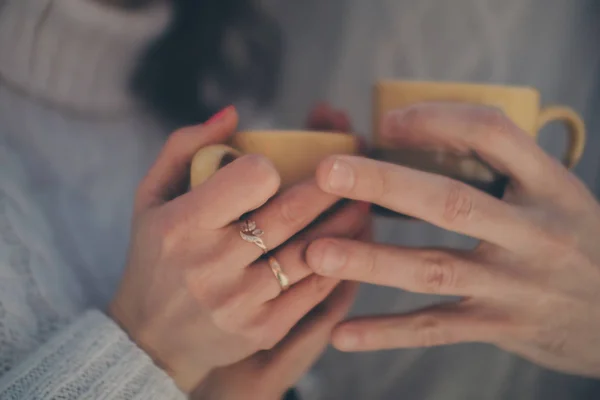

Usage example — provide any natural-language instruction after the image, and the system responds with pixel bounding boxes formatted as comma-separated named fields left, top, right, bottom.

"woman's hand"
left=306, top=102, right=600, bottom=378
left=109, top=107, right=369, bottom=393
left=192, top=282, right=358, bottom=400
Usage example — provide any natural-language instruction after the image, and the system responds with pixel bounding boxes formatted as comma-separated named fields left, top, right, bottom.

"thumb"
left=263, top=282, right=358, bottom=386
left=134, top=106, right=238, bottom=214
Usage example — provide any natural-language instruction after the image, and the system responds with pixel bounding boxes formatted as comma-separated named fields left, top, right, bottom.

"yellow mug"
left=373, top=80, right=586, bottom=182
left=191, top=130, right=359, bottom=189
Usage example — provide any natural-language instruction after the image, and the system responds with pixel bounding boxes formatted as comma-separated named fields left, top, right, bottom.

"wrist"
left=108, top=300, right=212, bottom=393
left=107, top=301, right=173, bottom=378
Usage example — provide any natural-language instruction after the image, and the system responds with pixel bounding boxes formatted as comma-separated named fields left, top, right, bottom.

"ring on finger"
left=268, top=256, right=291, bottom=291
left=240, top=220, right=268, bottom=253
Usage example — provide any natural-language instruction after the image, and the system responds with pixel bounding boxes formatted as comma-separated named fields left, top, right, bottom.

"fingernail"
left=335, top=329, right=360, bottom=350
left=317, top=241, right=347, bottom=274
left=205, top=105, right=234, bottom=125
left=328, top=159, right=355, bottom=192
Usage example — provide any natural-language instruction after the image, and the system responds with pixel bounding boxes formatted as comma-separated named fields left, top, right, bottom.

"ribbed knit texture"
left=0, top=1, right=184, bottom=398
left=0, top=311, right=183, bottom=399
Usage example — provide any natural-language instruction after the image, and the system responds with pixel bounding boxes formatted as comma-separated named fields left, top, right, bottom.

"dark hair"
left=131, top=0, right=283, bottom=126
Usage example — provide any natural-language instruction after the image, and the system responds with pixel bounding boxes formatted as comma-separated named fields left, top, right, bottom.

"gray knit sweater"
left=0, top=0, right=184, bottom=398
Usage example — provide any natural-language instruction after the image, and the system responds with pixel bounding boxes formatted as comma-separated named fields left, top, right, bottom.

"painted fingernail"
left=317, top=241, right=347, bottom=274
left=328, top=159, right=355, bottom=191
left=205, top=105, right=234, bottom=125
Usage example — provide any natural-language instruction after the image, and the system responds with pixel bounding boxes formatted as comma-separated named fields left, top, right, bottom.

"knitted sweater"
left=0, top=0, right=184, bottom=398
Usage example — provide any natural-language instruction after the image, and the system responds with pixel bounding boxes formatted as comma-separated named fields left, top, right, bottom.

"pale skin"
left=109, top=107, right=369, bottom=394
left=192, top=281, right=359, bottom=400
left=188, top=104, right=365, bottom=399
left=305, top=102, right=600, bottom=378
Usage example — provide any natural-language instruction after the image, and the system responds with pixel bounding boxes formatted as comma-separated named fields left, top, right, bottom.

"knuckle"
left=473, top=107, right=521, bottom=146
left=165, top=128, right=189, bottom=151
left=399, top=104, right=430, bottom=131
left=417, top=253, right=458, bottom=293
left=412, top=315, right=453, bottom=347
left=478, top=108, right=516, bottom=136
left=373, top=164, right=396, bottom=203
left=442, top=181, right=474, bottom=225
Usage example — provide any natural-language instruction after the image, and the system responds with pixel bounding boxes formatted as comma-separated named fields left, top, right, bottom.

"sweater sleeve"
left=0, top=311, right=185, bottom=400
left=0, top=141, right=184, bottom=399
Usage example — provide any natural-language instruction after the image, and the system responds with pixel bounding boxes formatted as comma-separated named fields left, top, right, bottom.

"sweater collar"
left=0, top=0, right=171, bottom=115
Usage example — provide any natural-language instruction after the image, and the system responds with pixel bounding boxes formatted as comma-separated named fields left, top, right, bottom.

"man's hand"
left=306, top=102, right=600, bottom=378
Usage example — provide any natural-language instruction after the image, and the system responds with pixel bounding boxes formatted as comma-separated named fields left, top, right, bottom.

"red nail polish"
left=205, top=106, right=234, bottom=125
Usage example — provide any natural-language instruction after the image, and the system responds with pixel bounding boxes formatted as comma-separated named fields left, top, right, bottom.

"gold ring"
left=240, top=220, right=268, bottom=253
left=268, top=257, right=290, bottom=291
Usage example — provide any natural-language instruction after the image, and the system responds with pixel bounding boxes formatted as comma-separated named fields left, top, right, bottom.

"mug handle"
left=536, top=106, right=586, bottom=169
left=190, top=144, right=241, bottom=188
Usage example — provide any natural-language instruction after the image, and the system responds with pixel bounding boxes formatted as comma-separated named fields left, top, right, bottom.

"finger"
left=355, top=204, right=373, bottom=241
left=264, top=282, right=358, bottom=380
left=187, top=201, right=365, bottom=320
left=331, top=302, right=513, bottom=352
left=307, top=240, right=517, bottom=297
left=332, top=111, right=352, bottom=133
left=306, top=103, right=332, bottom=130
left=316, top=155, right=537, bottom=248
left=380, top=103, right=564, bottom=193
left=257, top=275, right=341, bottom=349
left=166, top=154, right=281, bottom=230
left=239, top=201, right=369, bottom=306
left=221, top=180, right=341, bottom=264
left=135, top=106, right=238, bottom=214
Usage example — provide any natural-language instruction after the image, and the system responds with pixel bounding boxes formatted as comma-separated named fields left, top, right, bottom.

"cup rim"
left=375, top=79, right=539, bottom=94
left=235, top=130, right=356, bottom=141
